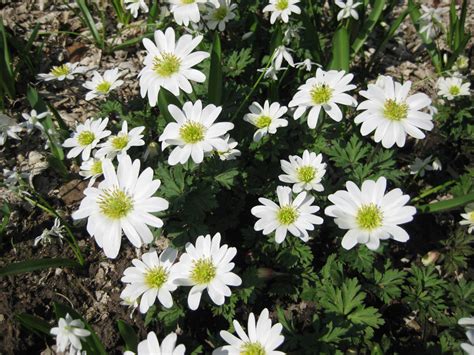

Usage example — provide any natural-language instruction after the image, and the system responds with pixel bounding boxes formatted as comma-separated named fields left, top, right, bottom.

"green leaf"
left=215, top=168, right=239, bottom=189
left=16, top=313, right=51, bottom=336
left=0, top=258, right=81, bottom=277
left=417, top=192, right=474, bottom=213
left=158, top=88, right=182, bottom=123
left=352, top=0, right=385, bottom=55
left=76, top=0, right=104, bottom=49
left=208, top=32, right=222, bottom=105
left=329, top=27, right=349, bottom=71
left=371, top=8, right=409, bottom=61
left=117, top=320, right=138, bottom=352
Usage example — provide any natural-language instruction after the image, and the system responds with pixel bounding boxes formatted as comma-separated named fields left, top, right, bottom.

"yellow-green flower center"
left=383, top=99, right=408, bottom=121
left=469, top=211, right=474, bottom=222
left=448, top=85, right=460, bottom=96
left=356, top=204, right=383, bottom=230
left=275, top=0, right=289, bottom=10
left=240, top=342, right=266, bottom=355
left=213, top=6, right=228, bottom=20
left=98, top=188, right=134, bottom=220
left=96, top=81, right=112, bottom=94
left=296, top=166, right=316, bottom=183
left=77, top=131, right=96, bottom=146
left=191, top=258, right=216, bottom=284
left=181, top=0, right=195, bottom=3
left=91, top=160, right=103, bottom=175
left=277, top=205, right=298, bottom=225
left=51, top=64, right=71, bottom=78
left=111, top=135, right=129, bottom=150
left=310, top=84, right=333, bottom=105
left=145, top=266, right=168, bottom=289
left=255, top=115, right=272, bottom=129
left=179, top=122, right=206, bottom=144
left=153, top=53, right=181, bottom=77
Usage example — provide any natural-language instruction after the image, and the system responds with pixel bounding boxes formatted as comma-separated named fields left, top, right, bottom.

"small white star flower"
left=72, top=155, right=169, bottom=258
left=79, top=155, right=104, bottom=186
left=213, top=308, right=285, bottom=355
left=120, top=295, right=139, bottom=319
left=325, top=176, right=417, bottom=250
left=279, top=150, right=327, bottom=193
left=83, top=68, right=124, bottom=101
left=263, top=0, right=301, bottom=24
left=460, top=203, right=474, bottom=234
left=408, top=156, right=434, bottom=177
left=335, top=0, right=362, bottom=21
left=355, top=76, right=434, bottom=148
left=436, top=76, right=470, bottom=100
left=419, top=5, right=448, bottom=39
left=216, top=134, right=241, bottom=161
left=37, top=62, right=86, bottom=81
left=257, top=65, right=286, bottom=81
left=139, top=27, right=210, bottom=106
left=273, top=45, right=294, bottom=70
left=174, top=232, right=242, bottom=310
left=50, top=313, right=91, bottom=354
left=159, top=100, right=234, bottom=165
left=251, top=185, right=324, bottom=244
left=121, top=248, right=180, bottom=314
left=96, top=121, right=145, bottom=159
left=3, top=167, right=29, bottom=187
left=295, top=58, right=317, bottom=72
left=62, top=117, right=111, bottom=161
left=124, top=332, right=185, bottom=355
left=244, top=100, right=288, bottom=142
left=289, top=68, right=357, bottom=128
left=167, top=0, right=218, bottom=26
left=21, top=109, right=48, bottom=133
left=34, top=217, right=66, bottom=247
left=204, top=0, right=237, bottom=31
left=125, top=0, right=149, bottom=18
left=0, top=113, right=22, bottom=145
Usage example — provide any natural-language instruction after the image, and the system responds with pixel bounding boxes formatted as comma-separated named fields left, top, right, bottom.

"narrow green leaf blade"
left=0, top=258, right=80, bottom=277
left=16, top=313, right=51, bottom=336
left=208, top=32, right=222, bottom=105
left=76, top=0, right=103, bottom=49
left=117, top=320, right=138, bottom=352
left=330, top=27, right=349, bottom=71
left=417, top=192, right=474, bottom=213
left=157, top=88, right=182, bottom=123
left=351, top=0, right=385, bottom=55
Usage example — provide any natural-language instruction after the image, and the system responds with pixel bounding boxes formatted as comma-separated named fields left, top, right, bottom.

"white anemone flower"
left=174, top=233, right=242, bottom=310
left=124, top=332, right=185, bottom=355
left=72, top=155, right=169, bottom=258
left=50, top=313, right=91, bottom=353
left=121, top=248, right=180, bottom=314
left=436, top=76, right=470, bottom=100
left=96, top=121, right=145, bottom=159
left=62, top=117, right=111, bottom=161
left=273, top=45, right=294, bottom=70
left=125, top=0, right=149, bottom=18
left=251, top=185, right=324, bottom=244
left=289, top=68, right=357, bottom=128
left=159, top=100, right=234, bottom=165
left=0, top=113, right=22, bottom=145
left=263, top=0, right=301, bottom=24
left=139, top=27, right=210, bottom=106
left=335, top=0, right=362, bottom=21
left=216, top=134, right=241, bottom=160
left=459, top=317, right=474, bottom=355
left=168, top=0, right=218, bottom=26
left=79, top=155, right=104, bottom=186
left=279, top=150, right=327, bottom=193
left=460, top=203, right=474, bottom=234
left=244, top=100, right=288, bottom=142
left=37, top=62, right=86, bottom=81
left=83, top=68, right=124, bottom=101
left=21, top=109, right=48, bottom=132
left=204, top=0, right=237, bottom=31
left=325, top=176, right=417, bottom=250
left=355, top=76, right=434, bottom=149
left=213, top=308, right=285, bottom=355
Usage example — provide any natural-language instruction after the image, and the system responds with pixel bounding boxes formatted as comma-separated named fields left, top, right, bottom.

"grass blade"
left=76, top=0, right=104, bottom=49
left=208, top=32, right=222, bottom=105
left=371, top=9, right=409, bottom=62
left=352, top=0, right=385, bottom=55
left=117, top=320, right=138, bottom=352
left=158, top=88, right=182, bottom=123
left=330, top=27, right=349, bottom=71
left=417, top=192, right=474, bottom=213
left=0, top=258, right=81, bottom=277
left=16, top=313, right=51, bottom=336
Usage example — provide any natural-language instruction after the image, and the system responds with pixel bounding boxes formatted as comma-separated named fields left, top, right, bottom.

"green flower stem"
left=416, top=192, right=474, bottom=214
left=411, top=180, right=456, bottom=203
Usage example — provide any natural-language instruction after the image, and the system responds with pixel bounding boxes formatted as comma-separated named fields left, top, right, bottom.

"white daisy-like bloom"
left=124, top=332, right=185, bottom=355
left=251, top=185, right=324, bottom=244
left=213, top=308, right=285, bottom=355
left=62, top=117, right=111, bottom=161
left=243, top=100, right=288, bottom=142
left=96, top=121, right=145, bottom=159
left=0, top=113, right=22, bottom=145
left=216, top=134, right=241, bottom=161
left=279, top=150, right=327, bottom=193
left=167, top=0, right=210, bottom=26
left=354, top=76, right=434, bottom=149
left=159, top=100, right=234, bottom=165
left=121, top=248, right=180, bottom=314
left=272, top=45, right=294, bottom=70
left=460, top=203, right=474, bottom=234
left=459, top=317, right=474, bottom=355
left=289, top=68, right=357, bottom=129
left=139, top=27, right=210, bottom=107
left=436, top=76, right=470, bottom=100
left=21, top=109, right=48, bottom=132
left=71, top=155, right=169, bottom=258
left=204, top=0, right=237, bottom=31
left=79, top=155, right=104, bottom=187
left=335, top=0, right=362, bottom=21
left=295, top=58, right=317, bottom=72
left=83, top=68, right=124, bottom=101
left=263, top=0, right=301, bottom=24
left=37, top=62, right=86, bottom=81
left=325, top=176, right=417, bottom=250
left=125, top=0, right=149, bottom=18
left=419, top=5, right=448, bottom=39
left=257, top=65, right=287, bottom=81
left=50, top=313, right=91, bottom=353
left=174, top=233, right=242, bottom=310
